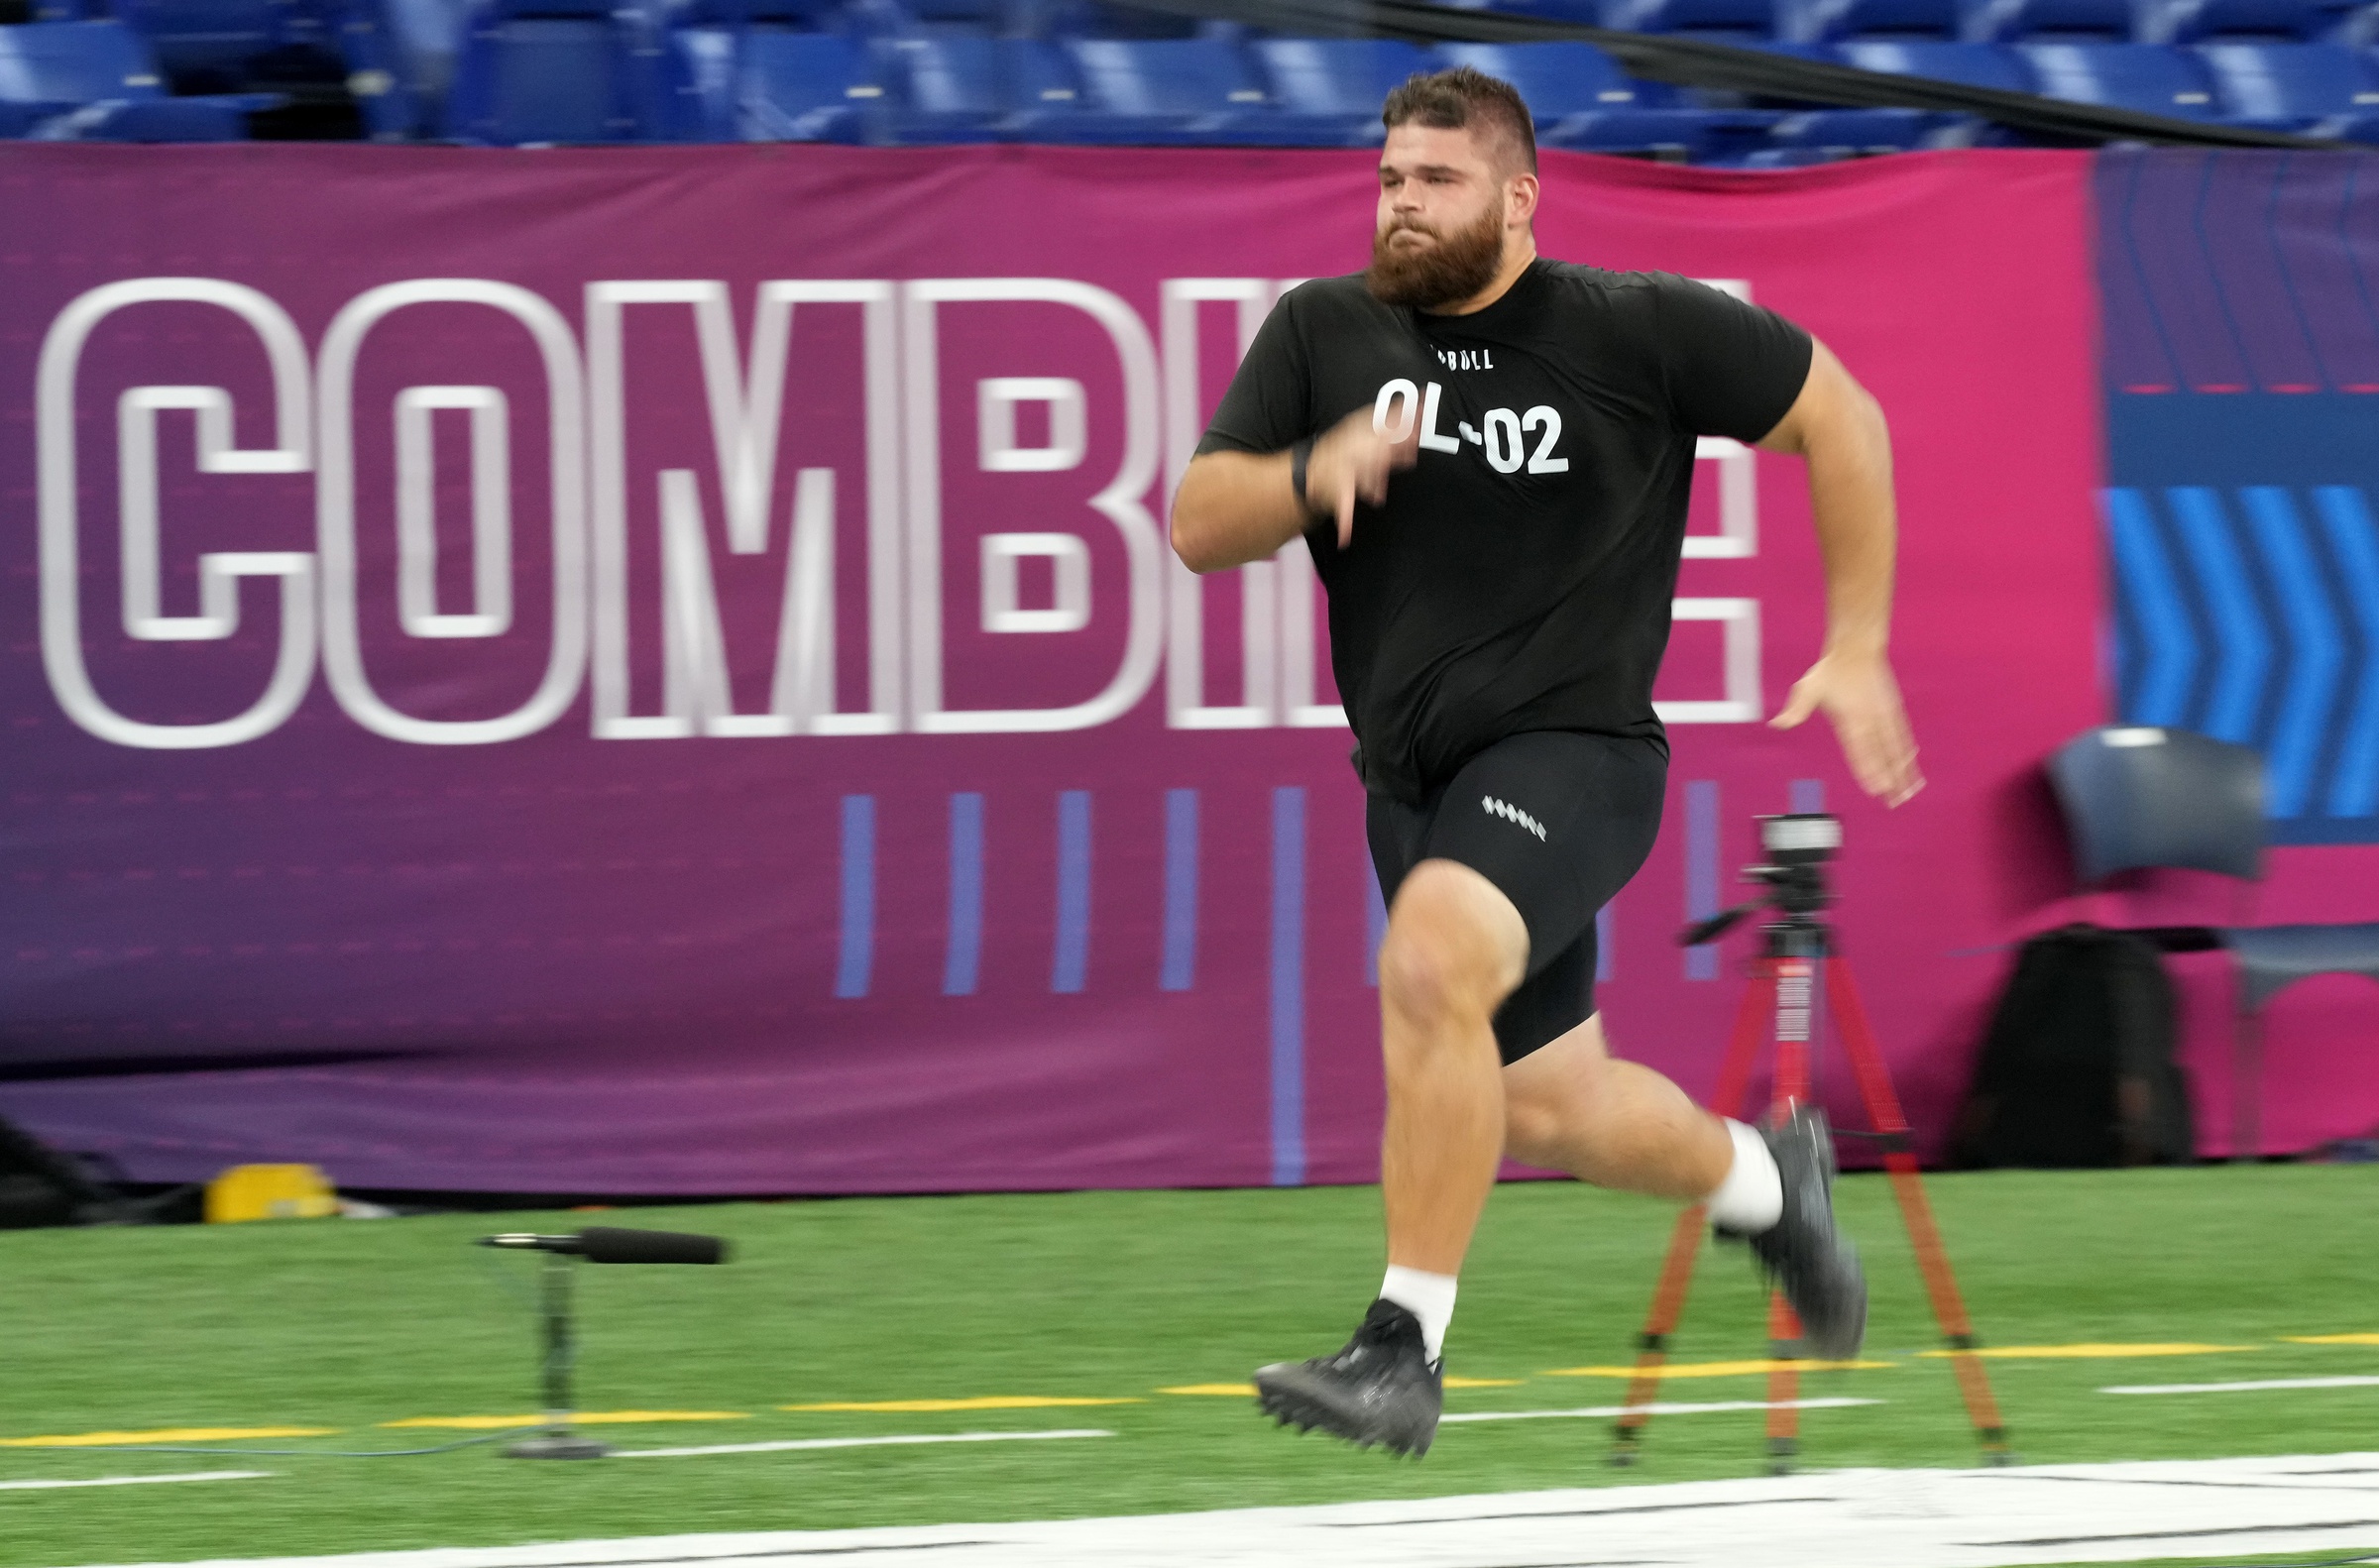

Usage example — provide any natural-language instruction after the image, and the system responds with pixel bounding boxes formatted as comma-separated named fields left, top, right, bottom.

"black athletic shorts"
left=1366, top=729, right=1668, bottom=1064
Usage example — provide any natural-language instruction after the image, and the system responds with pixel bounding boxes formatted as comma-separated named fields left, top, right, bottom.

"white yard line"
left=617, top=1429, right=1114, bottom=1459
left=2103, top=1376, right=2379, bottom=1395
left=1443, top=1396, right=1882, bottom=1423
left=65, top=1451, right=2379, bottom=1568
left=0, top=1471, right=273, bottom=1492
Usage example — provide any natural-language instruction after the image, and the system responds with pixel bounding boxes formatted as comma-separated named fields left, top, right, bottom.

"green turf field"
left=2, top=1165, right=2376, bottom=1568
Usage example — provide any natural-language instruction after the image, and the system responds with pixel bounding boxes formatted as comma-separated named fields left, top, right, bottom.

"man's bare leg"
left=1377, top=858, right=1529, bottom=1281
left=1503, top=1013, right=1868, bottom=1361
left=1502, top=1015, right=1733, bottom=1196
left=1251, top=856, right=1526, bottom=1455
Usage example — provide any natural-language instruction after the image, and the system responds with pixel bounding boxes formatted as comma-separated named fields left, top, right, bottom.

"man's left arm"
left=1754, top=338, right=1924, bottom=807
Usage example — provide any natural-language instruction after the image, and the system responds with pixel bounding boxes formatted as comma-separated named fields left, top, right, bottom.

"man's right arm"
left=1172, top=408, right=1418, bottom=573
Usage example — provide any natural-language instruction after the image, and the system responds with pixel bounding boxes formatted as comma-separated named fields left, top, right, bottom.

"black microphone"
left=476, top=1227, right=729, bottom=1264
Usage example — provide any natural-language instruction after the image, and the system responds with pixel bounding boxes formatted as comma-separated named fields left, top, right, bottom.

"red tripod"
left=1608, top=816, right=2012, bottom=1475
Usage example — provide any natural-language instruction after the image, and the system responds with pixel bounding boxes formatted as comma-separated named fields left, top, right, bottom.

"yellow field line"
left=0, top=1427, right=337, bottom=1447
left=781, top=1398, right=1143, bottom=1412
left=384, top=1412, right=752, bottom=1429
left=1916, top=1344, right=2258, bottom=1360
left=1545, top=1360, right=1894, bottom=1379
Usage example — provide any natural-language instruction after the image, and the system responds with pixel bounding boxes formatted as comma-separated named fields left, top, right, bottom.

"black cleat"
left=1253, top=1298, right=1443, bottom=1458
left=1721, top=1104, right=1868, bottom=1362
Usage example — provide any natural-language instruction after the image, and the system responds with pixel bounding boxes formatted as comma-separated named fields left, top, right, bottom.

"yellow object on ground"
left=204, top=1165, right=338, bottom=1224
left=2287, top=1333, right=2379, bottom=1345
left=1160, top=1384, right=1257, bottom=1397
left=1442, top=1377, right=1525, bottom=1388
left=0, top=1426, right=336, bottom=1446
left=1917, top=1343, right=2257, bottom=1359
left=1545, top=1359, right=1894, bottom=1378
left=384, top=1412, right=751, bottom=1429
left=782, top=1397, right=1142, bottom=1412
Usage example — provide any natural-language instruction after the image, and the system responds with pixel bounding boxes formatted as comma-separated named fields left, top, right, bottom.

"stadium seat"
left=1600, top=0, right=1780, bottom=42
left=111, top=0, right=281, bottom=89
left=2018, top=40, right=2223, bottom=113
left=1251, top=37, right=1433, bottom=141
left=1792, top=0, right=1959, bottom=41
left=1059, top=37, right=1344, bottom=143
left=879, top=28, right=1091, bottom=140
left=1839, top=37, right=2038, bottom=86
left=2150, top=0, right=2354, bottom=41
left=447, top=0, right=695, bottom=142
left=724, top=27, right=882, bottom=138
left=2198, top=39, right=2379, bottom=128
left=0, top=17, right=277, bottom=136
left=1430, top=40, right=1756, bottom=158
left=1963, top=0, right=2134, bottom=42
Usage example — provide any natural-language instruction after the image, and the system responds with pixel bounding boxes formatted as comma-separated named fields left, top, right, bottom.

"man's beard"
left=1366, top=202, right=1506, bottom=310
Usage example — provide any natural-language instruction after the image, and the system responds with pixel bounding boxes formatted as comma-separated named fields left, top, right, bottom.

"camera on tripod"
left=1681, top=812, right=1842, bottom=948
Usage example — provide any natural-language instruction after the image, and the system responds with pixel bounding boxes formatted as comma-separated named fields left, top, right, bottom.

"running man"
left=1169, top=66, right=1922, bottom=1459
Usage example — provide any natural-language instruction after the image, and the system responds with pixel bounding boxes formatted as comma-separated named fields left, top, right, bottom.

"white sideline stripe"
left=1442, top=1396, right=1882, bottom=1423
left=68, top=1451, right=2379, bottom=1568
left=0, top=1470, right=274, bottom=1491
left=618, top=1428, right=1114, bottom=1459
left=2103, top=1376, right=2379, bottom=1396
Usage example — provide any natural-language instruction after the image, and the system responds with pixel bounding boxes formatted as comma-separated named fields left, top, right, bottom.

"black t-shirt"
left=1195, top=259, right=1812, bottom=806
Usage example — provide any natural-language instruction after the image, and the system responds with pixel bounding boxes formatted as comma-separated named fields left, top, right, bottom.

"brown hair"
left=1380, top=65, right=1538, bottom=175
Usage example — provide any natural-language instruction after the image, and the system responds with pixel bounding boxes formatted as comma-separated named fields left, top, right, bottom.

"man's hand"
left=1770, top=649, right=1923, bottom=807
left=1305, top=405, right=1419, bottom=547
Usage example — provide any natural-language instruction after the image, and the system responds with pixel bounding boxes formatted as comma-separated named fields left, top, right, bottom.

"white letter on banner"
left=317, top=280, right=587, bottom=744
left=903, top=279, right=1162, bottom=733
left=1161, top=278, right=1278, bottom=729
left=585, top=280, right=902, bottom=738
left=981, top=532, right=1091, bottom=633
left=395, top=386, right=513, bottom=637
left=979, top=378, right=1086, bottom=473
left=1656, top=598, right=1761, bottom=724
left=38, top=280, right=315, bottom=749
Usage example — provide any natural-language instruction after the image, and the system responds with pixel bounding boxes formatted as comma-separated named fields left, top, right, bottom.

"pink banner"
left=0, top=144, right=2107, bottom=1192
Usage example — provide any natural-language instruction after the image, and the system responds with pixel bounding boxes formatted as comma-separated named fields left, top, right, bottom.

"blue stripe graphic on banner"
left=2102, top=487, right=2200, bottom=726
left=1161, top=789, right=1198, bottom=992
left=944, top=793, right=983, bottom=997
left=1271, top=786, right=1306, bottom=1188
left=2167, top=486, right=2273, bottom=743
left=1053, top=791, right=1091, bottom=994
left=836, top=795, right=874, bottom=1000
left=2316, top=487, right=2379, bottom=819
left=1684, top=780, right=1719, bottom=982
left=1595, top=903, right=1614, bottom=983
left=2241, top=488, right=2345, bottom=819
left=1366, top=860, right=1387, bottom=987
left=1791, top=778, right=1825, bottom=814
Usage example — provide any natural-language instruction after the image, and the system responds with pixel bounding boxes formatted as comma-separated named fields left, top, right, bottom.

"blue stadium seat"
left=1964, top=0, right=2135, bottom=42
left=333, top=0, right=452, bottom=137
left=1792, top=0, right=1960, bottom=41
left=111, top=0, right=280, bottom=88
left=1760, top=102, right=1938, bottom=141
left=2198, top=38, right=2379, bottom=126
left=1600, top=0, right=1780, bottom=41
left=879, top=28, right=1090, bottom=140
left=1839, top=37, right=2039, bottom=85
left=2018, top=40, right=2223, bottom=112
left=724, top=27, right=882, bottom=138
left=2150, top=0, right=2353, bottom=40
left=0, top=17, right=276, bottom=135
left=1251, top=37, right=1433, bottom=141
left=1059, top=37, right=1344, bottom=143
left=447, top=0, right=694, bottom=142
left=1431, top=40, right=1755, bottom=157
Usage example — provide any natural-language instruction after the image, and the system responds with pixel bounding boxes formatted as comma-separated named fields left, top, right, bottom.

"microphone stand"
left=507, top=1252, right=611, bottom=1460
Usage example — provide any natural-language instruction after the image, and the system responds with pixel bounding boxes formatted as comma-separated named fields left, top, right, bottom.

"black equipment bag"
left=1953, top=923, right=2196, bottom=1168
left=0, top=1111, right=117, bottom=1228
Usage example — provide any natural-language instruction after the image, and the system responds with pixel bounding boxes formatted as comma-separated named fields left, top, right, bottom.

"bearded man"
left=1169, top=65, right=1923, bottom=1459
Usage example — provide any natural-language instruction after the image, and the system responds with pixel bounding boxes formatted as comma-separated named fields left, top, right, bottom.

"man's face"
left=1367, top=122, right=1514, bottom=310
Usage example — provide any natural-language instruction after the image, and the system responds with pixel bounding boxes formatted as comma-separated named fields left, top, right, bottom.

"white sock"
left=1706, top=1118, right=1784, bottom=1234
left=1379, top=1265, right=1457, bottom=1365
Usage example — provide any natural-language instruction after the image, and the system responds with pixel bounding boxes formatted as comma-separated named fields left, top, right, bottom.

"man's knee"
left=1378, top=860, right=1528, bottom=1028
